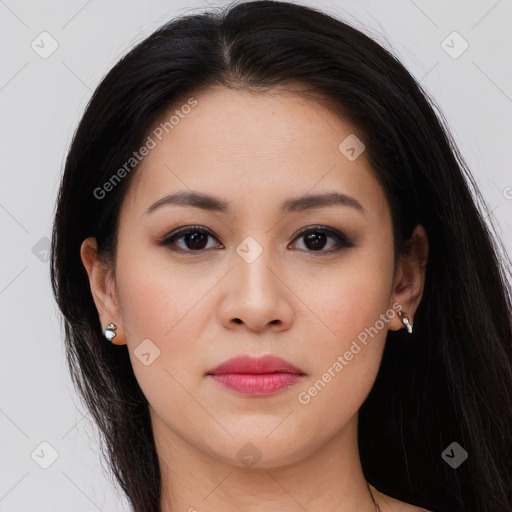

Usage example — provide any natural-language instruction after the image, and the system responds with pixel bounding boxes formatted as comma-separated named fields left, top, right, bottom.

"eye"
left=156, top=225, right=223, bottom=253
left=156, top=224, right=354, bottom=255
left=289, top=225, right=354, bottom=253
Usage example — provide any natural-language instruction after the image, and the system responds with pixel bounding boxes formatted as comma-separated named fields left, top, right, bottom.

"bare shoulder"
left=369, top=484, right=431, bottom=512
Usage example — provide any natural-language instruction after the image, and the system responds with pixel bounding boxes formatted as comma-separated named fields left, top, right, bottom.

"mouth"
left=206, top=354, right=306, bottom=396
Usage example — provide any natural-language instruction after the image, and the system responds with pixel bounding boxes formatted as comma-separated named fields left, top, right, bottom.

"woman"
left=50, top=1, right=512, bottom=511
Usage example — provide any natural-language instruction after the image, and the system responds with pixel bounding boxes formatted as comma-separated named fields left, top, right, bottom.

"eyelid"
left=154, top=225, right=221, bottom=247
left=290, top=224, right=354, bottom=249
left=155, top=224, right=354, bottom=254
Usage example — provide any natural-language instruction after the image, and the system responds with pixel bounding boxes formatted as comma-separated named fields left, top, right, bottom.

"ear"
left=80, top=237, right=126, bottom=345
left=388, top=224, right=429, bottom=332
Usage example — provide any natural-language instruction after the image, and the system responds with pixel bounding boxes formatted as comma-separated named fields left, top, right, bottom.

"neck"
left=152, top=410, right=379, bottom=512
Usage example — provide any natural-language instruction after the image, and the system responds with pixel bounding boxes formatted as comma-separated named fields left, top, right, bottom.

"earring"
left=398, top=312, right=413, bottom=334
left=104, top=323, right=118, bottom=342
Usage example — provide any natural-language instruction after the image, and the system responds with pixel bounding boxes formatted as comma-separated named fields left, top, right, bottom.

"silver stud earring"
left=398, top=312, right=413, bottom=334
left=104, top=323, right=117, bottom=342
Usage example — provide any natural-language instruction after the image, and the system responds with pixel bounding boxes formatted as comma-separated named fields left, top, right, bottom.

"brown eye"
left=157, top=224, right=353, bottom=256
left=303, top=231, right=328, bottom=251
left=290, top=226, right=354, bottom=253
left=182, top=231, right=209, bottom=250
left=158, top=226, right=223, bottom=253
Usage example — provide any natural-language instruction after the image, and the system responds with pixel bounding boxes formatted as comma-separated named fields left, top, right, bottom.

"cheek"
left=296, top=244, right=394, bottom=410
left=113, top=240, right=215, bottom=395
left=114, top=251, right=211, bottom=422
left=309, top=245, right=395, bottom=343
left=115, top=235, right=208, bottom=338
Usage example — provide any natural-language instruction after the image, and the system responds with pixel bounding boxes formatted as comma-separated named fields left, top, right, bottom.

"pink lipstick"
left=206, top=354, right=305, bottom=396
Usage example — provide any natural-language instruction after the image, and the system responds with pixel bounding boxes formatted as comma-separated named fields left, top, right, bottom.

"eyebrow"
left=146, top=190, right=364, bottom=215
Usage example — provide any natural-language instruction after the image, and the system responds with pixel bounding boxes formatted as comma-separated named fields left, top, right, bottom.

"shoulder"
left=369, top=484, right=432, bottom=512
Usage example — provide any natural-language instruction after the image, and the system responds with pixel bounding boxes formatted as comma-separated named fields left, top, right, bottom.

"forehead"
left=121, top=85, right=388, bottom=222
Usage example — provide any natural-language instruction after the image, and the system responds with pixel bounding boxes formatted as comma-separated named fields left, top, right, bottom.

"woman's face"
left=86, top=85, right=419, bottom=468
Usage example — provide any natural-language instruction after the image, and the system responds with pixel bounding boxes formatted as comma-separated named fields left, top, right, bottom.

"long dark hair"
left=50, top=1, right=512, bottom=511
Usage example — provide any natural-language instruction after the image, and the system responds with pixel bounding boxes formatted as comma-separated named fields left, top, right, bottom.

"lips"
left=207, top=354, right=305, bottom=376
left=206, top=354, right=306, bottom=396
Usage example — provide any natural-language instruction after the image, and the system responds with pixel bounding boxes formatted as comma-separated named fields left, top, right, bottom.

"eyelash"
left=156, top=224, right=354, bottom=255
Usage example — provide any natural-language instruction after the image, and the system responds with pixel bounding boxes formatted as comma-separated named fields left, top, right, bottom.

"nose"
left=218, top=246, right=294, bottom=333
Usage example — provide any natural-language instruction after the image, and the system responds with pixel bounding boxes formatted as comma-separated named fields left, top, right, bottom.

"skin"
left=81, top=85, right=429, bottom=512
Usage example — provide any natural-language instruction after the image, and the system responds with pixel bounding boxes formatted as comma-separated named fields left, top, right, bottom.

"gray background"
left=1, top=0, right=511, bottom=510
